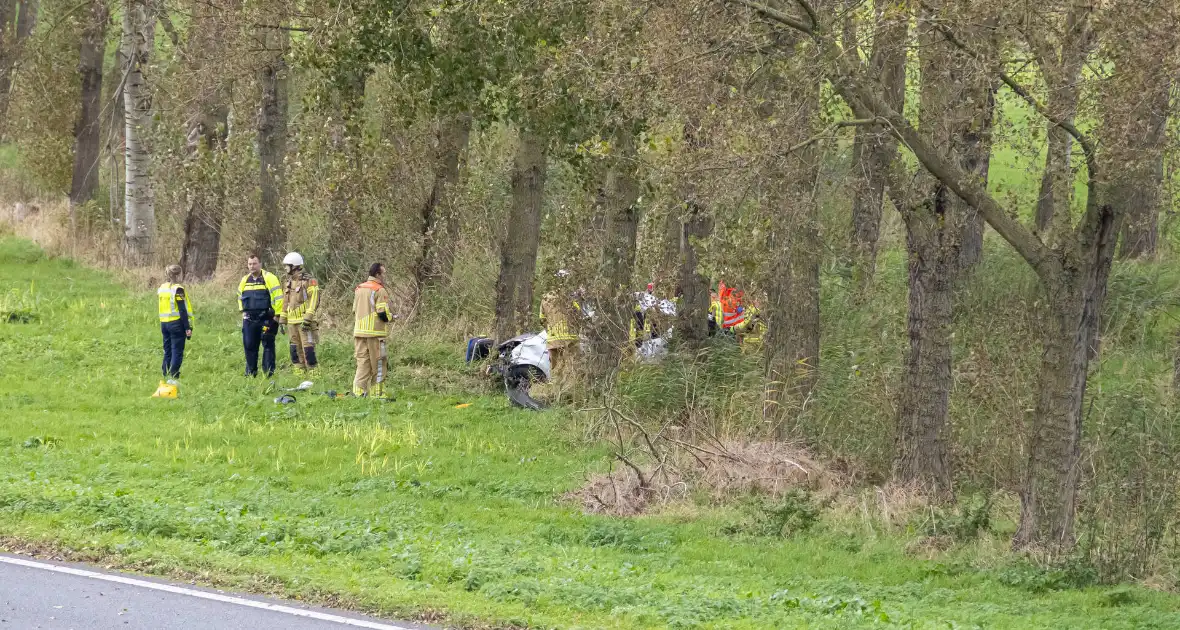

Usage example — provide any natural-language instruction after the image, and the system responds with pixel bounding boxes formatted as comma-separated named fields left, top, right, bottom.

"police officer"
left=278, top=252, right=320, bottom=371
left=157, top=264, right=194, bottom=383
left=238, top=253, right=283, bottom=377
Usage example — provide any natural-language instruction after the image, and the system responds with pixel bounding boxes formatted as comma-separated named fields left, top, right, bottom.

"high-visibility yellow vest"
left=238, top=271, right=283, bottom=314
left=158, top=283, right=194, bottom=323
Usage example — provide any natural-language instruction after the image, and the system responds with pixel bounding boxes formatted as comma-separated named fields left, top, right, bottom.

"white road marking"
left=0, top=554, right=416, bottom=630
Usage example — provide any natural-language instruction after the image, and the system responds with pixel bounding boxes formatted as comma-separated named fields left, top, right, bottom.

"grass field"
left=1, top=234, right=1179, bottom=629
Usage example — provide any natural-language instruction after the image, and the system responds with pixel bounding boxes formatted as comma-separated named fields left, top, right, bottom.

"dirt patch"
left=569, top=440, right=841, bottom=516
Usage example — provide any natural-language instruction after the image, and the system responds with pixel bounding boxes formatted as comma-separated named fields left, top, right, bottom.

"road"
left=0, top=554, right=434, bottom=630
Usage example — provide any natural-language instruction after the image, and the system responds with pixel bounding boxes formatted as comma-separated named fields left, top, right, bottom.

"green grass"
left=1, top=235, right=1179, bottom=629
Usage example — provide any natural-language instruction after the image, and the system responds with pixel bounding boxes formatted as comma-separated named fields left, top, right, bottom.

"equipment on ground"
left=283, top=381, right=314, bottom=392
left=151, top=380, right=178, bottom=399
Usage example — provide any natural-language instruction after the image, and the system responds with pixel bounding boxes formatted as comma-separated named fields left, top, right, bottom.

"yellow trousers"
left=353, top=336, right=388, bottom=397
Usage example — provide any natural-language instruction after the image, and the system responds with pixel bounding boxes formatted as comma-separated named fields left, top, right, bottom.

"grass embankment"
left=0, top=235, right=1178, bottom=629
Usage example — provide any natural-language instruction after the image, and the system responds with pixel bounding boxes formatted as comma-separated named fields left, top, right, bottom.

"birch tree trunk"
left=122, top=0, right=157, bottom=264
left=69, top=1, right=108, bottom=231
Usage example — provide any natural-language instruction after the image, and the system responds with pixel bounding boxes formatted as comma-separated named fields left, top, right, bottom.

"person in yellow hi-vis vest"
left=157, top=264, right=194, bottom=383
left=539, top=270, right=578, bottom=378
left=353, top=262, right=393, bottom=398
left=278, top=252, right=320, bottom=371
left=238, top=254, right=283, bottom=377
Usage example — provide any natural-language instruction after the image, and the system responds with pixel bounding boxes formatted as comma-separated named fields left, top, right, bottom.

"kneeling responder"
left=238, top=253, right=283, bottom=377
left=278, top=252, right=320, bottom=372
left=353, top=262, right=393, bottom=398
left=157, top=264, right=194, bottom=383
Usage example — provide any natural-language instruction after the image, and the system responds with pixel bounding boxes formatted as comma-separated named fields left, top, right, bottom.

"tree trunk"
left=0, top=0, right=33, bottom=127
left=1015, top=286, right=1090, bottom=548
left=415, top=113, right=472, bottom=296
left=68, top=1, right=108, bottom=232
left=764, top=151, right=822, bottom=431
left=891, top=1, right=993, bottom=493
left=326, top=71, right=368, bottom=270
left=179, top=108, right=230, bottom=280
left=674, top=205, right=713, bottom=347
left=178, top=1, right=231, bottom=281
left=586, top=129, right=642, bottom=384
left=1032, top=5, right=1092, bottom=236
left=893, top=189, right=956, bottom=492
left=1035, top=125, right=1074, bottom=234
left=493, top=131, right=547, bottom=343
left=255, top=18, right=289, bottom=266
left=956, top=79, right=998, bottom=270
left=106, top=47, right=126, bottom=230
left=1115, top=77, right=1170, bottom=260
left=122, top=0, right=157, bottom=264
left=847, top=3, right=908, bottom=289
left=674, top=119, right=713, bottom=347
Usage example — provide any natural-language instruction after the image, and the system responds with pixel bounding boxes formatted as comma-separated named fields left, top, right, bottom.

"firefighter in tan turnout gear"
left=278, top=252, right=320, bottom=371
left=353, top=262, right=393, bottom=398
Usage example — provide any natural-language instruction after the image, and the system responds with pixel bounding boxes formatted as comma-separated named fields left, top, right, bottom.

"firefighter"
left=539, top=270, right=578, bottom=378
left=353, top=262, right=393, bottom=398
left=278, top=252, right=320, bottom=372
left=238, top=254, right=283, bottom=377
left=157, top=264, right=193, bottom=383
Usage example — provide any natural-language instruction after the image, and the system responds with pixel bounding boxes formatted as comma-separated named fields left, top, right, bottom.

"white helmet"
left=282, top=252, right=304, bottom=267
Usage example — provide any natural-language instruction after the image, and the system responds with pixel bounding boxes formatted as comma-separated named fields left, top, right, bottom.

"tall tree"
left=729, top=0, right=1154, bottom=550
left=1112, top=76, right=1171, bottom=259
left=255, top=15, right=290, bottom=266
left=893, top=0, right=998, bottom=492
left=68, top=0, right=109, bottom=229
left=846, top=1, right=908, bottom=289
left=493, top=130, right=548, bottom=343
left=673, top=119, right=714, bottom=347
left=585, top=125, right=642, bottom=384
left=122, top=0, right=157, bottom=263
left=0, top=0, right=35, bottom=127
left=759, top=48, right=823, bottom=431
left=179, top=0, right=234, bottom=281
left=415, top=113, right=472, bottom=296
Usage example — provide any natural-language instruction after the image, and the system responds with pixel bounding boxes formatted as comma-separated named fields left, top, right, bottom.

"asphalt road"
left=0, top=554, right=433, bottom=630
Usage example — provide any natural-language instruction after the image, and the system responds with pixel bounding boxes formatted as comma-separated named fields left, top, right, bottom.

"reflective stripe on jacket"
left=282, top=272, right=319, bottom=324
left=158, top=283, right=194, bottom=324
left=238, top=270, right=283, bottom=315
left=540, top=293, right=578, bottom=342
left=353, top=277, right=392, bottom=337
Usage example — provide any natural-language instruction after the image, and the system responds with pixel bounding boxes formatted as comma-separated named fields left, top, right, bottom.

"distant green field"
left=2, top=235, right=1179, bottom=628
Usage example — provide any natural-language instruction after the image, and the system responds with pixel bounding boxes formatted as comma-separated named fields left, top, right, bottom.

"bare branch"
left=727, top=0, right=814, bottom=34
left=252, top=23, right=314, bottom=33
left=918, top=2, right=1097, bottom=177
left=794, top=0, right=819, bottom=30
left=777, top=118, right=881, bottom=157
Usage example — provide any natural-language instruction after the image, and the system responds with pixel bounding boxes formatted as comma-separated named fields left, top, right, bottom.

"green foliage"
left=920, top=493, right=994, bottom=542
left=724, top=489, right=824, bottom=538
left=4, top=237, right=1180, bottom=628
